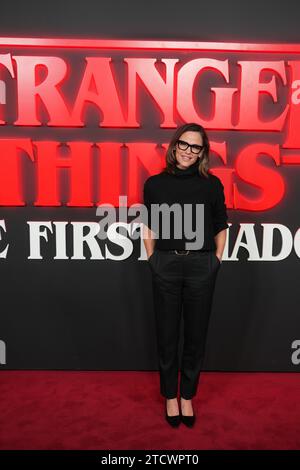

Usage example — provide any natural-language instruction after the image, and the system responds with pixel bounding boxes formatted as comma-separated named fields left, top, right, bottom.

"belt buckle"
left=174, top=249, right=190, bottom=255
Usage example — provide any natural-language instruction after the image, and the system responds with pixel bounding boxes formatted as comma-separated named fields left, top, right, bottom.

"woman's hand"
left=215, top=252, right=222, bottom=263
left=143, top=224, right=156, bottom=261
left=214, top=229, right=227, bottom=264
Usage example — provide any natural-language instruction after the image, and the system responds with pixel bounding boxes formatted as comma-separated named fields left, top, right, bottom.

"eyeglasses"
left=176, top=139, right=204, bottom=155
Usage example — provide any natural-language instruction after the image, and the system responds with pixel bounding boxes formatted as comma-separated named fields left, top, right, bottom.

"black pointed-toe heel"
left=180, top=412, right=196, bottom=428
left=165, top=400, right=181, bottom=427
left=165, top=411, right=181, bottom=427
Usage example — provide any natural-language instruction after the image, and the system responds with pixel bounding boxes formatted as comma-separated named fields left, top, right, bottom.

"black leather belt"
left=161, top=249, right=208, bottom=255
left=174, top=249, right=190, bottom=255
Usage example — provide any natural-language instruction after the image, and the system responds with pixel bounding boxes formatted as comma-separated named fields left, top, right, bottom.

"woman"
left=143, top=122, right=229, bottom=428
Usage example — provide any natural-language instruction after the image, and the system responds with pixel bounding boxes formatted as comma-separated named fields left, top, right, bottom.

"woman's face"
left=174, top=131, right=204, bottom=170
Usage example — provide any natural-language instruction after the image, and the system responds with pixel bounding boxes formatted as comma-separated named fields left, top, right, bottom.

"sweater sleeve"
left=212, top=178, right=229, bottom=236
left=143, top=178, right=154, bottom=232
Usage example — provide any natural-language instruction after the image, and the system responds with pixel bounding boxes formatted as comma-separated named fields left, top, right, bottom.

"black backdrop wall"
left=0, top=0, right=300, bottom=371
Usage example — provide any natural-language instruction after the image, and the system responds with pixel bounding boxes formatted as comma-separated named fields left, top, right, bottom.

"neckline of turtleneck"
left=173, top=160, right=200, bottom=177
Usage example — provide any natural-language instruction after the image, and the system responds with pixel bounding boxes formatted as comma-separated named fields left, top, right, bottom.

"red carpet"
left=0, top=371, right=299, bottom=450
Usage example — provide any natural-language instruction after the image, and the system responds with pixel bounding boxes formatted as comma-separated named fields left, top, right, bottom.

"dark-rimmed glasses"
left=176, top=139, right=203, bottom=154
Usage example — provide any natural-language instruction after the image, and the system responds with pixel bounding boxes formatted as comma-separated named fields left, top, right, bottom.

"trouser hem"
left=180, top=393, right=195, bottom=400
left=161, top=392, right=178, bottom=399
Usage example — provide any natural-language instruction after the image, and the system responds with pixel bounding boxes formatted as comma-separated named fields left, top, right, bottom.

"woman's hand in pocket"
left=215, top=252, right=222, bottom=264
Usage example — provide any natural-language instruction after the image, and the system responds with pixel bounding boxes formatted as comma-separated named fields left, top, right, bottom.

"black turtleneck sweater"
left=143, top=161, right=229, bottom=251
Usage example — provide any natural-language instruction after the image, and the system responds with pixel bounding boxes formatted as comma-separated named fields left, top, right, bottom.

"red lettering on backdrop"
left=126, top=143, right=165, bottom=206
left=124, top=58, right=178, bottom=128
left=233, top=143, right=285, bottom=210
left=0, top=38, right=299, bottom=209
left=34, top=141, right=93, bottom=206
left=0, top=138, right=286, bottom=210
left=209, top=141, right=235, bottom=208
left=177, top=59, right=236, bottom=128
left=1, top=55, right=291, bottom=130
left=236, top=61, right=288, bottom=130
left=0, top=54, right=15, bottom=125
left=13, top=56, right=72, bottom=126
left=283, top=61, right=300, bottom=148
left=96, top=142, right=123, bottom=207
left=0, top=139, right=34, bottom=205
left=71, top=58, right=128, bottom=127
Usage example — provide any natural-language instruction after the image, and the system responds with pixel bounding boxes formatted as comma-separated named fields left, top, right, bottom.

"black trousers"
left=148, top=249, right=221, bottom=400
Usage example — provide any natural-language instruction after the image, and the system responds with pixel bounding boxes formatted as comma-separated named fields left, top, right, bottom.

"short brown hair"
left=162, top=122, right=210, bottom=178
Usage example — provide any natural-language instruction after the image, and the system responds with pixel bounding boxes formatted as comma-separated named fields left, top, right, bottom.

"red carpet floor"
left=0, top=371, right=299, bottom=450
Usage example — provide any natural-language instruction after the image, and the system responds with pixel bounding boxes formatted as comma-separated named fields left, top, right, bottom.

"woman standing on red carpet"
left=143, top=122, right=229, bottom=428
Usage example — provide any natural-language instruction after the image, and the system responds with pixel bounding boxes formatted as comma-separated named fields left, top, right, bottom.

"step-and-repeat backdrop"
left=0, top=37, right=299, bottom=370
